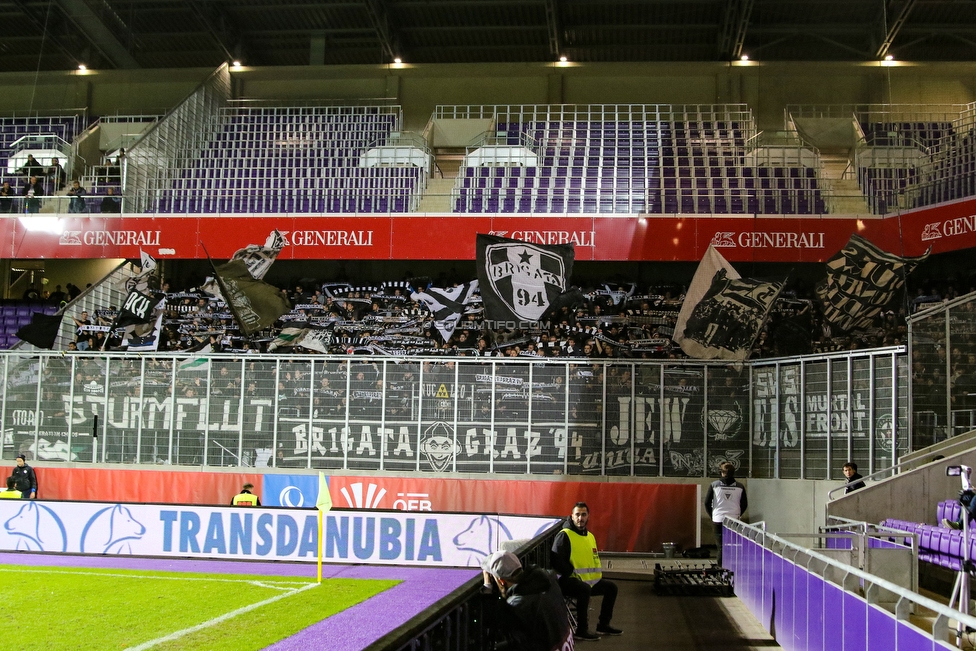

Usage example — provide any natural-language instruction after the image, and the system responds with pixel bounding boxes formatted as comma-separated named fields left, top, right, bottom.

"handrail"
left=825, top=438, right=976, bottom=501
left=727, top=518, right=976, bottom=633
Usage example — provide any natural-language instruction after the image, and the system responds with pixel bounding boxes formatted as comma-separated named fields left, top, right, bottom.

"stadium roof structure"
left=1, top=0, right=975, bottom=72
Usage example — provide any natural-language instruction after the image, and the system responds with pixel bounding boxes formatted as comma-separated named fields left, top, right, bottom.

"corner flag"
left=316, top=472, right=332, bottom=511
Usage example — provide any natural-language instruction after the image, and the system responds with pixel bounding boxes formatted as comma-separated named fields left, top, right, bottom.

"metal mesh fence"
left=0, top=348, right=905, bottom=479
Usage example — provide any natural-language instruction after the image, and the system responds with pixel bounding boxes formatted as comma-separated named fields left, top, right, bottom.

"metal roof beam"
left=545, top=0, right=562, bottom=59
left=185, top=0, right=247, bottom=64
left=876, top=0, right=918, bottom=59
left=363, top=0, right=402, bottom=62
left=718, top=0, right=754, bottom=60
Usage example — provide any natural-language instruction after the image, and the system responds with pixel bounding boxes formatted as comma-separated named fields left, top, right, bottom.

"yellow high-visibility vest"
left=232, top=493, right=259, bottom=506
left=0, top=489, right=22, bottom=499
left=563, top=528, right=603, bottom=585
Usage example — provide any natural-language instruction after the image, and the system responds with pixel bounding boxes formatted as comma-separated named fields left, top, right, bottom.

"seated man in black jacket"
left=481, top=550, right=574, bottom=651
left=551, top=501, right=622, bottom=640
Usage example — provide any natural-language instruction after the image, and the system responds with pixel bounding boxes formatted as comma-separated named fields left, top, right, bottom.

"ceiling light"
left=559, top=56, right=567, bottom=63
left=232, top=60, right=242, bottom=68
left=884, top=54, right=894, bottom=62
left=78, top=64, right=87, bottom=71
left=740, top=54, right=749, bottom=62
left=393, top=57, right=402, bottom=64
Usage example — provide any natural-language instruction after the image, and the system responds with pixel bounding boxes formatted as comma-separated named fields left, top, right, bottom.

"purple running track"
left=0, top=552, right=479, bottom=651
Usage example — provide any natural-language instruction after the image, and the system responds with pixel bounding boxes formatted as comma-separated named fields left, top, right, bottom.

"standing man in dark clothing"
left=11, top=454, right=37, bottom=500
left=481, top=550, right=575, bottom=651
left=704, top=461, right=747, bottom=566
left=231, top=482, right=261, bottom=506
left=22, top=176, right=44, bottom=213
left=0, top=181, right=15, bottom=213
left=843, top=462, right=865, bottom=493
left=551, top=501, right=622, bottom=640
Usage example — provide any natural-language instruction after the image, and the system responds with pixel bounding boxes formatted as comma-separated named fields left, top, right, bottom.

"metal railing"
left=0, top=347, right=907, bottom=480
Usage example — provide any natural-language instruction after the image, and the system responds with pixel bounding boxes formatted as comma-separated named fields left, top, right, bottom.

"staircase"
left=418, top=177, right=455, bottom=213
left=820, top=153, right=872, bottom=216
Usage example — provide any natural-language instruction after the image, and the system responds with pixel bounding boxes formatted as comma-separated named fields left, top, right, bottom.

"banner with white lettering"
left=0, top=500, right=559, bottom=567
left=476, top=233, right=582, bottom=324
left=816, top=234, right=929, bottom=333
left=116, top=290, right=164, bottom=328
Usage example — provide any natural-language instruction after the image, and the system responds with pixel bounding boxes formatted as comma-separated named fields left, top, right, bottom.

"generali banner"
left=5, top=196, right=974, bottom=261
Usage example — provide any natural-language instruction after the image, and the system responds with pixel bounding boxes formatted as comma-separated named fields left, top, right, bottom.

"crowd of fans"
left=57, top=271, right=941, bottom=360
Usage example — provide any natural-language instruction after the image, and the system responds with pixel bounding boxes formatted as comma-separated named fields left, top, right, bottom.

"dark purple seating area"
left=863, top=121, right=953, bottom=149
left=880, top=500, right=971, bottom=571
left=0, top=115, right=83, bottom=190
left=155, top=108, right=425, bottom=214
left=858, top=167, right=917, bottom=214
left=0, top=303, right=59, bottom=349
left=453, top=120, right=823, bottom=214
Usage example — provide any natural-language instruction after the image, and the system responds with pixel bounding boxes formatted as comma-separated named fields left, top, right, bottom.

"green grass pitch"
left=0, top=564, right=399, bottom=650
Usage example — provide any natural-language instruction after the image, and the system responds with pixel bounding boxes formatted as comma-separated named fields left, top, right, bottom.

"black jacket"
left=12, top=463, right=37, bottom=497
left=496, top=566, right=573, bottom=651
left=845, top=473, right=865, bottom=493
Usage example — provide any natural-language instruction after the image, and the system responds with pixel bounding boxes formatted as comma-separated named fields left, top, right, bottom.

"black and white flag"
left=125, top=250, right=157, bottom=292
left=476, top=233, right=580, bottom=324
left=234, top=229, right=287, bottom=280
left=816, top=234, right=929, bottom=332
left=116, top=290, right=164, bottom=328
left=674, top=245, right=785, bottom=360
left=411, top=280, right=480, bottom=342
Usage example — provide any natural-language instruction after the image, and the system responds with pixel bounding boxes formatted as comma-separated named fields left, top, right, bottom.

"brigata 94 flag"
left=476, top=233, right=581, bottom=324
left=816, top=233, right=930, bottom=332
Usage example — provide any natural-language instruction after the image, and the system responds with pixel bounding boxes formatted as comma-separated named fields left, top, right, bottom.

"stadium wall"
left=0, top=61, right=973, bottom=132
left=30, top=465, right=701, bottom=553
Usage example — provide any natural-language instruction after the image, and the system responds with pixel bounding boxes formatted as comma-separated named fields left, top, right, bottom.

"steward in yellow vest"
left=231, top=483, right=261, bottom=506
left=550, top=501, right=623, bottom=640
left=0, top=476, right=21, bottom=499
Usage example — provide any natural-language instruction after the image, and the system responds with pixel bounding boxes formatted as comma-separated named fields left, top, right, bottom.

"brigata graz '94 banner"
left=0, top=499, right=559, bottom=567
left=2, top=196, right=974, bottom=261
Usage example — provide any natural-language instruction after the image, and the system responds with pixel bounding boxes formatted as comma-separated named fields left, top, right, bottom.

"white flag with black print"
left=674, top=245, right=785, bottom=361
left=411, top=280, right=480, bottom=342
left=232, top=229, right=287, bottom=280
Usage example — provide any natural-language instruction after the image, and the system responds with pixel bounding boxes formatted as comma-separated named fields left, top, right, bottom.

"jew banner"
left=816, top=234, right=929, bottom=332
left=476, top=233, right=579, bottom=324
left=674, top=245, right=784, bottom=360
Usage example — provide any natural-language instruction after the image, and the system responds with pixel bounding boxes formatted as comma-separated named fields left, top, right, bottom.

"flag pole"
left=316, top=471, right=332, bottom=584
left=317, top=508, right=323, bottom=584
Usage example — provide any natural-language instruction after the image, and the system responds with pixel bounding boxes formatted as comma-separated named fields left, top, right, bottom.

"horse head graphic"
left=80, top=504, right=147, bottom=554
left=3, top=502, right=67, bottom=552
left=452, top=515, right=513, bottom=565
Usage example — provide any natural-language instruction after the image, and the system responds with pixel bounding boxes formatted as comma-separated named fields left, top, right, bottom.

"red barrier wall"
left=29, top=466, right=698, bottom=553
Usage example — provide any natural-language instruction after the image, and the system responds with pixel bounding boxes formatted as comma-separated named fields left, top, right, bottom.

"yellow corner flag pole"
left=316, top=471, right=333, bottom=584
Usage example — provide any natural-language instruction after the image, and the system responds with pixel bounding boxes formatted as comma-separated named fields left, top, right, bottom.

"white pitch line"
left=0, top=567, right=311, bottom=588
left=125, top=581, right=320, bottom=651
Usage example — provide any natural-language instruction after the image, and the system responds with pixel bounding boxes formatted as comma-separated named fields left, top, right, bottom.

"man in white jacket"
left=704, top=462, right=747, bottom=566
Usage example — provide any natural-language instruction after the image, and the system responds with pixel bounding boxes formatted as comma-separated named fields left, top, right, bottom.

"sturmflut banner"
left=0, top=500, right=559, bottom=567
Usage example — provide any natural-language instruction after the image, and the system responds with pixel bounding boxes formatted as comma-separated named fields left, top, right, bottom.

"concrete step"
left=417, top=177, right=455, bottom=213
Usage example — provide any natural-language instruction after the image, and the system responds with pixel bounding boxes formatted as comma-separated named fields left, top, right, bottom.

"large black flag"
left=476, top=233, right=580, bottom=324
left=816, top=234, right=929, bottom=332
left=16, top=313, right=63, bottom=349
left=212, top=259, right=291, bottom=335
left=411, top=280, right=480, bottom=342
left=115, top=290, right=164, bottom=328
left=674, top=245, right=785, bottom=361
